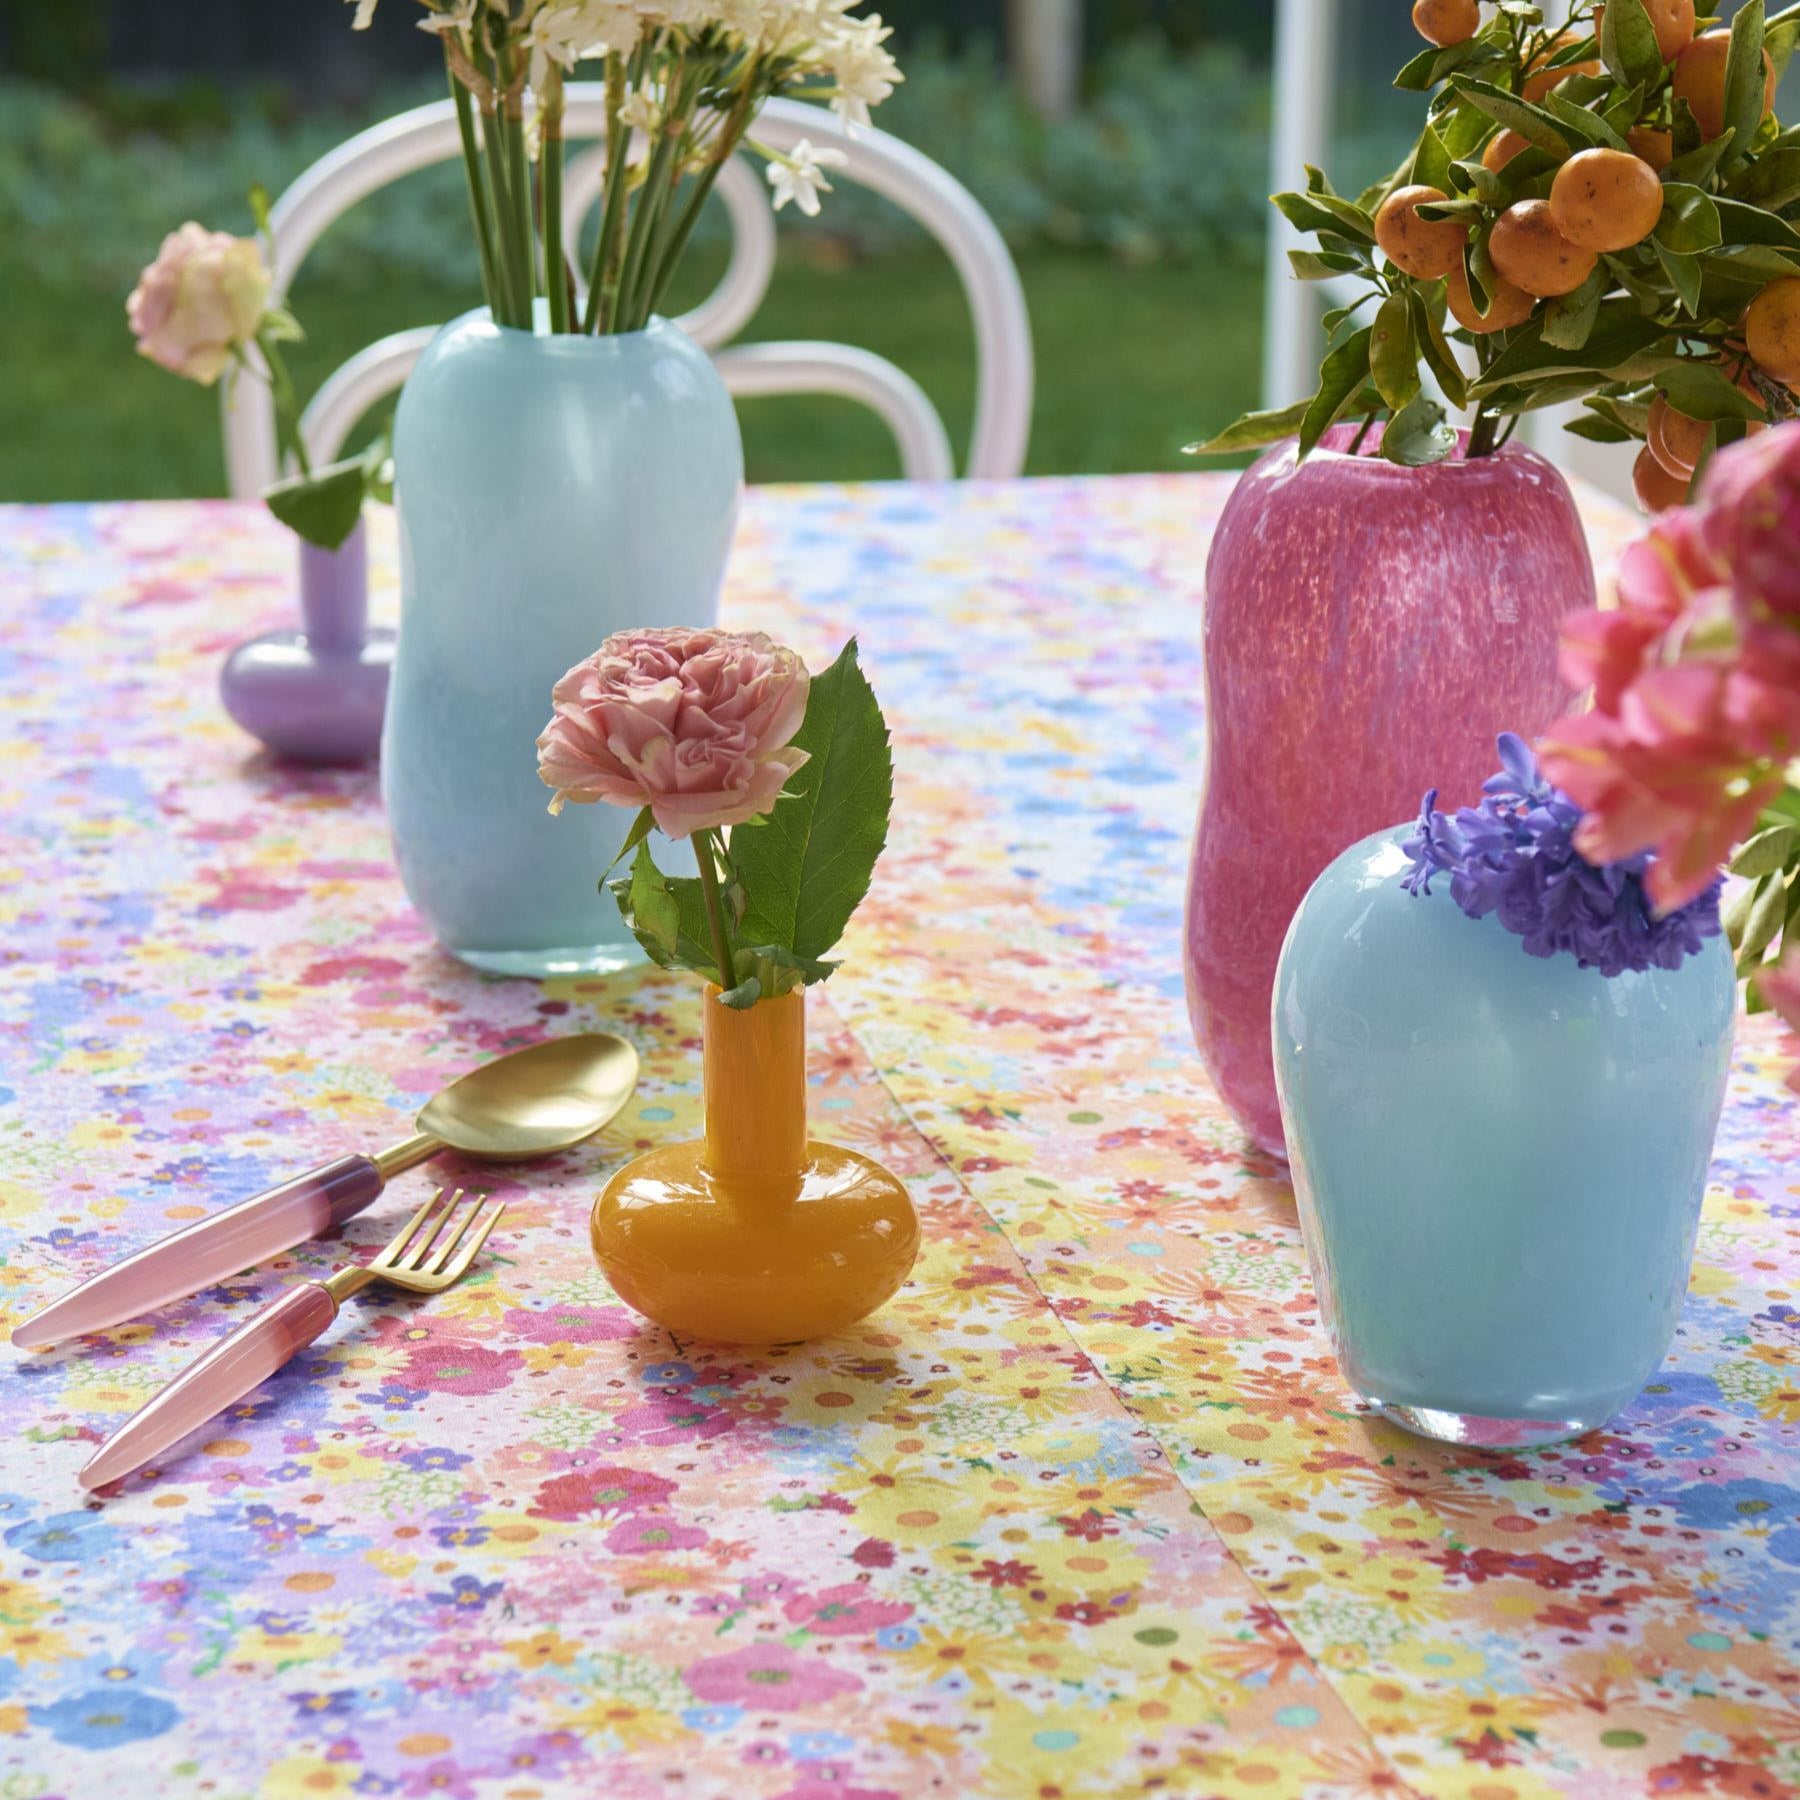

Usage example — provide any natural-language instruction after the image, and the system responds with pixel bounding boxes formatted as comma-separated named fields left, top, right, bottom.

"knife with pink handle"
left=13, top=1033, right=635, bottom=1350
left=80, top=1188, right=504, bottom=1490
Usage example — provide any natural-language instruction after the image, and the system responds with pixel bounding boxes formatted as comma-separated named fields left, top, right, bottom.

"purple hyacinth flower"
left=1400, top=734, right=1721, bottom=977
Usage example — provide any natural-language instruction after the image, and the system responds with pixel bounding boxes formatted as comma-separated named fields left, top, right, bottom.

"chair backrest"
left=223, top=90, right=1033, bottom=492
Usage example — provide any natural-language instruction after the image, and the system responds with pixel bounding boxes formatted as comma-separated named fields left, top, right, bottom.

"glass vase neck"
left=702, top=986, right=808, bottom=1192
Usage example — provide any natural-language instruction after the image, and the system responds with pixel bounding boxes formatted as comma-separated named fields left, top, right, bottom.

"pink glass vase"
left=1185, top=425, right=1593, bottom=1156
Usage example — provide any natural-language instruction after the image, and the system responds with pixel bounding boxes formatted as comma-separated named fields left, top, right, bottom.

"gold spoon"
left=12, top=1034, right=638, bottom=1349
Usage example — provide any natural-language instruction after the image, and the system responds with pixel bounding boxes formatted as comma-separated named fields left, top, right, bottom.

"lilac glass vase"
left=219, top=520, right=394, bottom=764
left=1184, top=426, right=1593, bottom=1156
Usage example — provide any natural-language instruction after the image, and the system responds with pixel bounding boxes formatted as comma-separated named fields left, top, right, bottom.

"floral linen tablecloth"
left=1, top=479, right=1797, bottom=1800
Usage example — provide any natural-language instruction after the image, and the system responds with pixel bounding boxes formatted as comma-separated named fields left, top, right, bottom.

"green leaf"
left=1712, top=196, right=1800, bottom=249
left=600, top=806, right=657, bottom=885
left=1541, top=269, right=1604, bottom=349
left=1288, top=249, right=1365, bottom=280
left=1564, top=412, right=1633, bottom=441
left=730, top=941, right=834, bottom=1003
left=1451, top=78, right=1572, bottom=157
left=262, top=457, right=368, bottom=551
left=1672, top=94, right=1705, bottom=159
left=1655, top=241, right=1703, bottom=316
left=1656, top=361, right=1768, bottom=420
left=1722, top=0, right=1769, bottom=168
left=1472, top=307, right=1671, bottom=388
left=732, top=639, right=892, bottom=970
left=1544, top=90, right=1630, bottom=152
left=1415, top=196, right=1486, bottom=223
left=248, top=182, right=273, bottom=235
left=717, top=975, right=762, bottom=1009
left=1653, top=182, right=1723, bottom=253
left=1600, top=0, right=1665, bottom=88
left=1409, top=283, right=1470, bottom=408
left=1412, top=120, right=1454, bottom=193
left=628, top=841, right=681, bottom=957
left=1731, top=824, right=1800, bottom=879
left=1455, top=154, right=1510, bottom=206
left=1183, top=398, right=1310, bottom=456
left=1664, top=130, right=1736, bottom=186
left=1371, top=294, right=1420, bottom=410
left=1380, top=391, right=1459, bottom=465
left=1396, top=37, right=1508, bottom=90
left=1585, top=389, right=1655, bottom=433
left=1297, top=326, right=1375, bottom=457
left=1730, top=144, right=1800, bottom=209
left=1771, top=15, right=1799, bottom=80
left=1739, top=864, right=1789, bottom=961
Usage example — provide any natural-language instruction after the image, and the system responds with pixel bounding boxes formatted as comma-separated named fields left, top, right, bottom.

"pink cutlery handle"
left=12, top=1155, right=384, bottom=1349
left=79, top=1283, right=339, bottom=1490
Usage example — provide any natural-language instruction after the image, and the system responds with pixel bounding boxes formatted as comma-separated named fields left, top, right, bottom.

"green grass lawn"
left=0, top=242, right=1265, bottom=501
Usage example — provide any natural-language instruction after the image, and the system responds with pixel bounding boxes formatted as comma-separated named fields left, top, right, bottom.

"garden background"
left=0, top=0, right=1433, bottom=497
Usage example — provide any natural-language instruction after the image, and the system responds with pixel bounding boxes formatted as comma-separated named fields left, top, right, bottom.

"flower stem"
left=692, top=829, right=738, bottom=995
left=258, top=333, right=310, bottom=478
left=584, top=52, right=632, bottom=333
left=1467, top=404, right=1501, bottom=459
left=540, top=83, right=568, bottom=332
left=448, top=56, right=501, bottom=315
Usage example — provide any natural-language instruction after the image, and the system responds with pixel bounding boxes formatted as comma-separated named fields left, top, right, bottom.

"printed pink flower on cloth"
left=537, top=627, right=810, bottom=837
left=603, top=1515, right=708, bottom=1555
left=127, top=223, right=271, bottom=386
left=528, top=1464, right=677, bottom=1522
left=683, top=1644, right=862, bottom=1711
left=1698, top=424, right=1800, bottom=623
left=782, top=1582, right=914, bottom=1637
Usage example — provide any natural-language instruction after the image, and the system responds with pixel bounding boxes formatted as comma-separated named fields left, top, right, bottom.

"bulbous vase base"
left=455, top=943, right=643, bottom=979
left=592, top=1139, right=920, bottom=1345
left=1364, top=1396, right=1604, bottom=1449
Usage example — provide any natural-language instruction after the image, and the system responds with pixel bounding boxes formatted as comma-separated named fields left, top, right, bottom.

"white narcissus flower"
left=417, top=0, right=480, bottom=37
left=766, top=138, right=847, bottom=216
left=827, top=12, right=900, bottom=127
left=617, top=79, right=662, bottom=134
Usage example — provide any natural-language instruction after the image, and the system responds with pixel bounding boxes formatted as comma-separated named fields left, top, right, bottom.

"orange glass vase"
left=592, top=987, right=920, bottom=1344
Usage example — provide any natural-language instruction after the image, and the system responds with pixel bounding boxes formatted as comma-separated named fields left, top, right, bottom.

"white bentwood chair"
left=223, top=90, right=1034, bottom=493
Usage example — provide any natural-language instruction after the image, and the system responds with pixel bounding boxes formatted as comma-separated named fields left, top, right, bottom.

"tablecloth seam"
left=813, top=985, right=1425, bottom=1794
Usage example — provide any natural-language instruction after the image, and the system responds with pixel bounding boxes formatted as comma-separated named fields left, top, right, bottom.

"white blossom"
left=766, top=138, right=847, bottom=216
left=617, top=79, right=663, bottom=134
left=417, top=0, right=480, bottom=36
left=347, top=0, right=379, bottom=27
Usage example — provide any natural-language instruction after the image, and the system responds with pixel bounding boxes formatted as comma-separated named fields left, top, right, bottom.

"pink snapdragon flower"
left=127, top=223, right=271, bottom=386
left=537, top=627, right=810, bottom=838
left=1540, top=422, right=1800, bottom=913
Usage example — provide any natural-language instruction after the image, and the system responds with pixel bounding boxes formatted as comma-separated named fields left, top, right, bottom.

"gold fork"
left=80, top=1188, right=505, bottom=1491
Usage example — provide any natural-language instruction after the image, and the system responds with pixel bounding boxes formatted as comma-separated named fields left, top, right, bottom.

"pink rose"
left=537, top=627, right=810, bottom=838
left=127, top=223, right=272, bottom=386
left=1697, top=421, right=1800, bottom=623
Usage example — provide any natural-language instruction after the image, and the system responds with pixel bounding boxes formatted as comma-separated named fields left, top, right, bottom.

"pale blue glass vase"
left=1272, top=829, right=1735, bottom=1448
left=386, top=308, right=742, bottom=975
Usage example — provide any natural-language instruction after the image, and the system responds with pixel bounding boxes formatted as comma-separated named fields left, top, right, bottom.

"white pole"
left=1263, top=0, right=1338, bottom=407
left=1006, top=0, right=1082, bottom=121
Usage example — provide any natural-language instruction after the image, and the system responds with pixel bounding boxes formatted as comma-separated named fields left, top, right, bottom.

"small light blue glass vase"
left=386, top=308, right=742, bottom=976
left=1272, top=828, right=1735, bottom=1448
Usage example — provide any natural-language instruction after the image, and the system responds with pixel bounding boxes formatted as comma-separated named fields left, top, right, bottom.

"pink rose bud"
left=537, top=627, right=811, bottom=839
left=1698, top=419, right=1800, bottom=624
left=126, top=223, right=272, bottom=387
